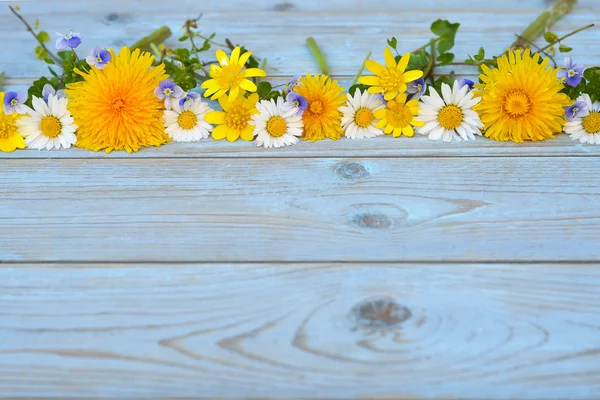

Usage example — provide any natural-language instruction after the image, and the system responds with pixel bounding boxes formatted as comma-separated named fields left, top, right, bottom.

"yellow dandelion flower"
left=200, top=47, right=267, bottom=102
left=205, top=93, right=259, bottom=142
left=294, top=74, right=346, bottom=141
left=474, top=49, right=571, bottom=143
left=374, top=93, right=423, bottom=137
left=65, top=47, right=169, bottom=153
left=359, top=48, right=424, bottom=101
left=0, top=92, right=26, bottom=153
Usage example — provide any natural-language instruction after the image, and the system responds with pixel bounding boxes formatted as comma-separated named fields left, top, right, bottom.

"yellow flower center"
left=215, top=64, right=243, bottom=91
left=354, top=108, right=374, bottom=128
left=266, top=116, right=287, bottom=138
left=225, top=105, right=251, bottom=131
left=178, top=110, right=198, bottom=130
left=0, top=119, right=17, bottom=139
left=582, top=111, right=600, bottom=134
left=379, top=69, right=405, bottom=93
left=309, top=100, right=324, bottom=115
left=438, top=105, right=463, bottom=130
left=386, top=101, right=412, bottom=127
left=503, top=90, right=532, bottom=117
left=40, top=116, right=62, bottom=138
left=111, top=97, right=127, bottom=114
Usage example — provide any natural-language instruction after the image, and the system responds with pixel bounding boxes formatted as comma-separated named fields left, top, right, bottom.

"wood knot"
left=335, top=162, right=370, bottom=180
left=273, top=2, right=295, bottom=11
left=349, top=297, right=411, bottom=330
left=350, top=213, right=392, bottom=230
left=105, top=13, right=131, bottom=24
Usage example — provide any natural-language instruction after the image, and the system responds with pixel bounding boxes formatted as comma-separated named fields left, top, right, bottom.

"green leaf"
left=544, top=31, right=558, bottom=43
left=437, top=37, right=454, bottom=54
left=43, top=57, right=54, bottom=64
left=387, top=37, right=398, bottom=50
left=34, top=18, right=40, bottom=30
left=174, top=48, right=191, bottom=59
left=37, top=30, right=50, bottom=43
left=475, top=47, right=485, bottom=61
left=584, top=67, right=600, bottom=81
left=48, top=66, right=58, bottom=77
left=559, top=44, right=573, bottom=53
left=436, top=52, right=454, bottom=66
left=256, top=81, right=272, bottom=98
left=430, top=19, right=459, bottom=38
left=348, top=83, right=369, bottom=96
left=178, top=34, right=189, bottom=42
left=34, top=46, right=48, bottom=60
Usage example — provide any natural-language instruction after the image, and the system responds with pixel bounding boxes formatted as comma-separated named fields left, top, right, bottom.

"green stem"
left=306, top=37, right=329, bottom=75
left=535, top=23, right=595, bottom=54
left=131, top=26, right=172, bottom=54
left=8, top=5, right=61, bottom=64
left=186, top=26, right=209, bottom=75
left=412, top=38, right=440, bottom=55
left=0, top=72, right=4, bottom=91
left=351, top=51, right=371, bottom=86
left=510, top=0, right=577, bottom=49
left=423, top=43, right=436, bottom=81
left=197, top=34, right=228, bottom=48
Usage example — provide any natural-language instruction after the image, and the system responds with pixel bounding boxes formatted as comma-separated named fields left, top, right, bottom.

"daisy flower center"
left=438, top=105, right=464, bottom=130
left=503, top=90, right=532, bottom=117
left=0, top=120, right=17, bottom=139
left=379, top=70, right=404, bottom=92
left=178, top=110, right=198, bottom=130
left=216, top=65, right=243, bottom=91
left=309, top=100, right=324, bottom=115
left=39, top=116, right=62, bottom=138
left=354, top=108, right=374, bottom=128
left=225, top=105, right=251, bottom=131
left=582, top=111, right=600, bottom=134
left=266, top=116, right=287, bottom=138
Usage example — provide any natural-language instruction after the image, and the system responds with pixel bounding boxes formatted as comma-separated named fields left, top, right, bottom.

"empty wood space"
left=0, top=0, right=599, bottom=398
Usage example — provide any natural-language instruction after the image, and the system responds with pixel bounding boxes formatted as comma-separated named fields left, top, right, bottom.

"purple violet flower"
left=154, top=79, right=185, bottom=109
left=557, top=57, right=584, bottom=87
left=55, top=30, right=82, bottom=51
left=41, top=84, right=66, bottom=103
left=564, top=101, right=589, bottom=121
left=458, top=78, right=475, bottom=91
left=286, top=92, right=308, bottom=114
left=3, top=91, right=28, bottom=115
left=86, top=47, right=112, bottom=69
left=374, top=93, right=387, bottom=105
left=179, top=92, right=201, bottom=108
left=287, top=76, right=301, bottom=92
left=407, top=77, right=427, bottom=98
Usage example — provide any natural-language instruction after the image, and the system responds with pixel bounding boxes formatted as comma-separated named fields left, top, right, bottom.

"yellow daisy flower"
left=374, top=93, right=423, bottom=137
left=0, top=92, right=26, bottom=152
left=200, top=47, right=267, bottom=102
left=205, top=93, right=259, bottom=142
left=474, top=49, right=571, bottom=143
left=294, top=74, right=346, bottom=141
left=65, top=47, right=169, bottom=153
left=359, top=48, right=424, bottom=101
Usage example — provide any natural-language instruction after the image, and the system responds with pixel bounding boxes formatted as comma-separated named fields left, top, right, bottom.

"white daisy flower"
left=564, top=94, right=600, bottom=145
left=250, top=97, right=303, bottom=148
left=339, top=89, right=385, bottom=139
left=16, top=94, right=78, bottom=150
left=163, top=97, right=213, bottom=142
left=416, top=80, right=483, bottom=143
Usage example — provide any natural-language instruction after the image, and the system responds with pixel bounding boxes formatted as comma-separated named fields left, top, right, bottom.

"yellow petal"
left=402, top=125, right=414, bottom=137
left=215, top=49, right=229, bottom=65
left=218, top=95, right=232, bottom=110
left=244, top=93, right=260, bottom=108
left=376, top=119, right=387, bottom=129
left=384, top=47, right=396, bottom=70
left=403, top=70, right=423, bottom=83
left=406, top=100, right=420, bottom=108
left=227, top=128, right=240, bottom=142
left=374, top=109, right=386, bottom=119
left=393, top=127, right=403, bottom=137
left=239, top=79, right=257, bottom=92
left=12, top=134, right=26, bottom=149
left=0, top=138, right=16, bottom=152
left=367, top=86, right=383, bottom=95
left=384, top=124, right=393, bottom=134
left=212, top=124, right=228, bottom=140
left=238, top=50, right=252, bottom=66
left=384, top=91, right=397, bottom=101
left=397, top=52, right=410, bottom=72
left=396, top=93, right=407, bottom=104
left=411, top=118, right=425, bottom=127
left=240, top=125, right=254, bottom=141
left=243, top=68, right=267, bottom=78
left=211, top=89, right=227, bottom=101
left=230, top=47, right=241, bottom=65
left=205, top=111, right=226, bottom=125
left=228, top=86, right=240, bottom=102
left=365, top=60, right=386, bottom=75
left=358, top=76, right=380, bottom=86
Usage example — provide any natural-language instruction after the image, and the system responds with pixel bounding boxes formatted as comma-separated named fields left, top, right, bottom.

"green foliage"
left=255, top=81, right=281, bottom=101
left=348, top=83, right=369, bottom=96
left=560, top=67, right=600, bottom=102
left=0, top=72, right=4, bottom=91
left=544, top=31, right=558, bottom=43
left=26, top=76, right=58, bottom=107
left=431, top=75, right=453, bottom=94
left=559, top=44, right=573, bottom=53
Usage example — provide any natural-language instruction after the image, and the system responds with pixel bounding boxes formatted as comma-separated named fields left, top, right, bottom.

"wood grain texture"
left=2, top=157, right=599, bottom=263
left=1, top=263, right=599, bottom=398
left=0, top=0, right=597, bottom=78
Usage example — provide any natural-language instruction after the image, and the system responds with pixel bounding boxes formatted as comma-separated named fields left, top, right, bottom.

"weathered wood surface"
left=1, top=263, right=600, bottom=398
left=1, top=0, right=600, bottom=397
left=2, top=157, right=600, bottom=262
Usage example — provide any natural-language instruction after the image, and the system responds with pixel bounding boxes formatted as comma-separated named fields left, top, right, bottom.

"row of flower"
left=1, top=36, right=599, bottom=153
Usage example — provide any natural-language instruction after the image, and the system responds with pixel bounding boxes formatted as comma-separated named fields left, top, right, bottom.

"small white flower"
left=416, top=80, right=483, bottom=143
left=16, top=94, right=78, bottom=150
left=163, top=97, right=213, bottom=142
left=564, top=93, right=600, bottom=145
left=339, top=89, right=385, bottom=139
left=250, top=97, right=303, bottom=149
